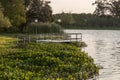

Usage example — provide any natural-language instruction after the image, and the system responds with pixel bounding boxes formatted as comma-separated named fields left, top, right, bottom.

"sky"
left=50, top=0, right=96, bottom=14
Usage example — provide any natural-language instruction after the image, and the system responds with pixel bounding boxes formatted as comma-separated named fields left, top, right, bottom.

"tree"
left=109, top=0, right=120, bottom=17
left=0, top=0, right=26, bottom=31
left=0, top=3, right=11, bottom=29
left=24, top=0, right=31, bottom=7
left=55, top=12, right=75, bottom=26
left=93, top=0, right=120, bottom=18
left=93, top=0, right=109, bottom=16
left=27, top=0, right=53, bottom=22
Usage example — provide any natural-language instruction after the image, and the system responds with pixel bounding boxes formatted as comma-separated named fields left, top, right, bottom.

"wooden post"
left=81, top=33, right=82, bottom=41
left=76, top=33, right=77, bottom=41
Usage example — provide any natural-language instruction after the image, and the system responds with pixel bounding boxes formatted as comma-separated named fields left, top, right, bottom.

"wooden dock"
left=36, top=33, right=82, bottom=43
left=17, top=33, right=82, bottom=43
left=36, top=39, right=81, bottom=43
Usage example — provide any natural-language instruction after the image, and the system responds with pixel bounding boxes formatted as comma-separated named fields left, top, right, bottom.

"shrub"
left=27, top=23, right=64, bottom=34
left=70, top=41, right=87, bottom=48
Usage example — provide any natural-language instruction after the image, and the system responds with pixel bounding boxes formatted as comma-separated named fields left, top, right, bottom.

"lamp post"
left=57, top=19, right=62, bottom=37
left=57, top=19, right=61, bottom=24
left=35, top=19, right=38, bottom=35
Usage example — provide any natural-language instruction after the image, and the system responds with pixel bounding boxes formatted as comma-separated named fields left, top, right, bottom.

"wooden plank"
left=36, top=39, right=81, bottom=43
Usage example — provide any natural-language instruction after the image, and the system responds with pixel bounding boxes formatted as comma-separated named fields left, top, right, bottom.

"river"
left=65, top=30, right=120, bottom=80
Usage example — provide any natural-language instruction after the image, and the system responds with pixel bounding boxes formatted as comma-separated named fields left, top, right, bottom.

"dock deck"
left=18, top=33, right=82, bottom=43
left=36, top=39, right=82, bottom=43
left=36, top=33, right=82, bottom=43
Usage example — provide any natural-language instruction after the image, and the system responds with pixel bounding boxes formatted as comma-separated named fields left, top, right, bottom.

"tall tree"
left=93, top=0, right=120, bottom=18
left=27, top=0, right=53, bottom=22
left=109, top=0, right=120, bottom=17
left=93, top=0, right=109, bottom=16
left=0, top=0, right=26, bottom=31
left=0, top=3, right=11, bottom=29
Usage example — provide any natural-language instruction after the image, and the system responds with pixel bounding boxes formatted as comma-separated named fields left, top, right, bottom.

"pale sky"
left=50, top=0, right=95, bottom=14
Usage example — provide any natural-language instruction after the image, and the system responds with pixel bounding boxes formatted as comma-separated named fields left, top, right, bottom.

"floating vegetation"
left=0, top=41, right=99, bottom=80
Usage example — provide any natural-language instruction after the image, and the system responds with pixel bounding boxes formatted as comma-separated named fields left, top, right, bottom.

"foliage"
left=54, top=12, right=75, bottom=27
left=27, top=0, right=53, bottom=23
left=0, top=34, right=19, bottom=56
left=27, top=23, right=64, bottom=34
left=0, top=0, right=54, bottom=32
left=109, top=0, right=120, bottom=17
left=0, top=3, right=11, bottom=29
left=24, top=0, right=31, bottom=7
left=93, top=0, right=120, bottom=18
left=54, top=13, right=120, bottom=29
left=0, top=37, right=99, bottom=80
left=70, top=42, right=87, bottom=48
left=93, top=0, right=108, bottom=16
left=0, top=0, right=26, bottom=28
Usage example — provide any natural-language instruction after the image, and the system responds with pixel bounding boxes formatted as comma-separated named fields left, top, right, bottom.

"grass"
left=0, top=35, right=17, bottom=48
left=0, top=34, right=99, bottom=80
left=0, top=34, right=20, bottom=55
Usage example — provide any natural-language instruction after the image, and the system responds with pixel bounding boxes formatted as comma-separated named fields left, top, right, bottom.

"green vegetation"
left=0, top=0, right=26, bottom=30
left=54, top=13, right=120, bottom=29
left=53, top=0, right=120, bottom=29
left=27, top=23, right=63, bottom=34
left=93, top=0, right=120, bottom=17
left=1, top=0, right=120, bottom=32
left=70, top=42, right=87, bottom=48
left=54, top=12, right=75, bottom=26
left=0, top=0, right=53, bottom=32
left=27, top=0, right=53, bottom=23
left=0, top=4, right=11, bottom=29
left=0, top=34, right=99, bottom=80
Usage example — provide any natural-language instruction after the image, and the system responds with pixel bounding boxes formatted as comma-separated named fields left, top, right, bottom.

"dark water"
left=65, top=30, right=120, bottom=80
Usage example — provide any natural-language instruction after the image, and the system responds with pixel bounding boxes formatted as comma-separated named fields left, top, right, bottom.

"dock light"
left=35, top=19, right=38, bottom=35
left=57, top=19, right=61, bottom=23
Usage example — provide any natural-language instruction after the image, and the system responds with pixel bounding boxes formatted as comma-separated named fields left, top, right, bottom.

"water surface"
left=65, top=30, right=120, bottom=80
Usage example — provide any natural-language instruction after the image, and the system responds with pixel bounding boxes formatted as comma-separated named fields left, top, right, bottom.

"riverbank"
left=0, top=34, right=99, bottom=79
left=63, top=26, right=120, bottom=30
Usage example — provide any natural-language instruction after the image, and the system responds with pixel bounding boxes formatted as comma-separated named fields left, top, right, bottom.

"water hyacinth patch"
left=0, top=42, right=99, bottom=80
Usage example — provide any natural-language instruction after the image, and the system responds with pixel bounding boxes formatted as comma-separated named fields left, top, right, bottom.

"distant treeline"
left=54, top=13, right=120, bottom=29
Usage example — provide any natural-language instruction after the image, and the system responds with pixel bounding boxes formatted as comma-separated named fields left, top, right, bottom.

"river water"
left=65, top=30, right=120, bottom=80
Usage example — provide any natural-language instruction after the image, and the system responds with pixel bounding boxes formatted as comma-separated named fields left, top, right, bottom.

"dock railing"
left=66, top=33, right=82, bottom=41
left=36, top=33, right=82, bottom=43
left=17, top=33, right=82, bottom=43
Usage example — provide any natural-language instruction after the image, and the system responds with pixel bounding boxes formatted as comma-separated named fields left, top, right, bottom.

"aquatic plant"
left=0, top=42, right=99, bottom=80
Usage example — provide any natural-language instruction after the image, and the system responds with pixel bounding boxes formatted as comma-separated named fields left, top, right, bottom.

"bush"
left=27, top=23, right=64, bottom=34
left=70, top=41, right=87, bottom=48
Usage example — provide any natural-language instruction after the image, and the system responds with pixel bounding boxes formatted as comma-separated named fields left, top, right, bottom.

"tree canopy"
left=0, top=0, right=53, bottom=32
left=0, top=3, right=11, bottom=28
left=27, top=0, right=53, bottom=23
left=0, top=0, right=26, bottom=27
left=93, top=0, right=120, bottom=18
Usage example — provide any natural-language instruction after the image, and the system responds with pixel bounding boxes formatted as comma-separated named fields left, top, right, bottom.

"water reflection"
left=65, top=30, right=120, bottom=80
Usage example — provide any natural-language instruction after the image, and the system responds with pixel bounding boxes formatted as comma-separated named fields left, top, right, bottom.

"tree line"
left=1, top=0, right=120, bottom=31
left=54, top=0, right=120, bottom=29
left=54, top=13, right=120, bottom=29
